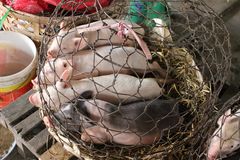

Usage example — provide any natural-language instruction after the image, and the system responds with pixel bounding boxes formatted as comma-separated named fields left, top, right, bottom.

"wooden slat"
left=0, top=90, right=35, bottom=124
left=4, top=102, right=35, bottom=126
left=39, top=142, right=74, bottom=160
left=0, top=89, right=75, bottom=159
left=1, top=97, right=29, bottom=118
left=1, top=90, right=33, bottom=116
left=27, top=128, right=50, bottom=155
left=14, top=110, right=42, bottom=136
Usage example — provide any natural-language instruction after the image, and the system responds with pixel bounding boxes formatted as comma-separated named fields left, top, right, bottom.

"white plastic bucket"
left=0, top=31, right=37, bottom=108
left=0, top=140, right=17, bottom=160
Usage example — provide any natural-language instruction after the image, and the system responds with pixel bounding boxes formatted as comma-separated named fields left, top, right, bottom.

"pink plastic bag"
left=4, top=0, right=49, bottom=14
left=43, top=0, right=111, bottom=12
left=0, top=0, right=7, bottom=4
left=5, top=0, right=12, bottom=5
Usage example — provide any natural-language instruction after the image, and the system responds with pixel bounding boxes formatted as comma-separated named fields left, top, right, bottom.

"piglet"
left=75, top=99, right=181, bottom=145
left=47, top=102, right=92, bottom=132
left=35, top=46, right=163, bottom=85
left=47, top=19, right=151, bottom=59
left=207, top=109, right=240, bottom=160
left=29, top=70, right=163, bottom=111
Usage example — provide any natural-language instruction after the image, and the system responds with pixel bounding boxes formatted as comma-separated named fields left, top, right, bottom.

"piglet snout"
left=207, top=142, right=219, bottom=160
left=28, top=94, right=39, bottom=107
left=207, top=154, right=217, bottom=160
left=29, top=94, right=35, bottom=105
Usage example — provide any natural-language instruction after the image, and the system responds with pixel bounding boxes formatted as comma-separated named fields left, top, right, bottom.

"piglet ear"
left=217, top=109, right=232, bottom=125
left=56, top=79, right=69, bottom=89
left=55, top=70, right=71, bottom=89
left=73, top=37, right=85, bottom=50
left=60, top=21, right=68, bottom=31
left=62, top=59, right=74, bottom=78
left=60, top=69, right=71, bottom=82
left=225, top=109, right=232, bottom=116
left=56, top=81, right=65, bottom=89
left=31, top=79, right=37, bottom=86
left=31, top=80, right=39, bottom=90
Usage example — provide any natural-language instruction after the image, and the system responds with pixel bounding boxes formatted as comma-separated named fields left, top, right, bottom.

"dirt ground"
left=0, top=124, right=14, bottom=156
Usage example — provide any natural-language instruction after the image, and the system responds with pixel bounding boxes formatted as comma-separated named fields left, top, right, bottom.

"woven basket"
left=0, top=1, right=117, bottom=43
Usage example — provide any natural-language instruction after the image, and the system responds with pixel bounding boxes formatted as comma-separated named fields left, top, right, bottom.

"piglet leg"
left=73, top=70, right=99, bottom=80
left=43, top=116, right=54, bottom=128
left=81, top=126, right=109, bottom=144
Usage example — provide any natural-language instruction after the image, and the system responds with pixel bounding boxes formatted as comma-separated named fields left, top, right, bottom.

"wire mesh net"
left=30, top=0, right=231, bottom=159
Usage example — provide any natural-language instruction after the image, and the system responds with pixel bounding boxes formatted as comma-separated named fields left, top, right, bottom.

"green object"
left=0, top=7, right=11, bottom=30
left=127, top=0, right=147, bottom=24
left=145, top=2, right=167, bottom=28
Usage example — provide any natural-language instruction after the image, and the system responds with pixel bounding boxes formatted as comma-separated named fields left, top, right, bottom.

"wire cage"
left=30, top=0, right=231, bottom=159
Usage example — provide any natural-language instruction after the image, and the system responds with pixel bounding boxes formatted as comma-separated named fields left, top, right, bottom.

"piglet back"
left=104, top=99, right=181, bottom=134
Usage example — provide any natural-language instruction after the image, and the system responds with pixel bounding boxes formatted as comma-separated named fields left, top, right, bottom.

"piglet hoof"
left=81, top=132, right=106, bottom=144
left=81, top=132, right=92, bottom=143
left=43, top=116, right=53, bottom=128
left=47, top=51, right=56, bottom=59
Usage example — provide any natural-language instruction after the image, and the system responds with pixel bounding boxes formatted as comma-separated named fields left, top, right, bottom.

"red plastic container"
left=0, top=77, right=34, bottom=108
